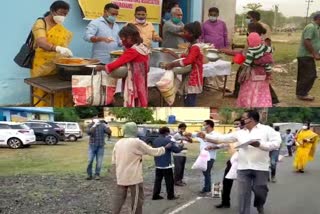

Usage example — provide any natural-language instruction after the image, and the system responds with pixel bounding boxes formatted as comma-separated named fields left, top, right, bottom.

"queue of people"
left=29, top=0, right=306, bottom=108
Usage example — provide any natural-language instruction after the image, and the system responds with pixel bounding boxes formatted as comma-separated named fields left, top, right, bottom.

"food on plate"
left=110, top=50, right=124, bottom=56
left=56, top=58, right=86, bottom=65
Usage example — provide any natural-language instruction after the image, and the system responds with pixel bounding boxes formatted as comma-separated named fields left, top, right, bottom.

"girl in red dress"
left=164, top=21, right=204, bottom=107
left=96, top=24, right=150, bottom=107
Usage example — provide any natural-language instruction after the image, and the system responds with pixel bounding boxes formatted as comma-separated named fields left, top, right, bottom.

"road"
left=143, top=149, right=320, bottom=214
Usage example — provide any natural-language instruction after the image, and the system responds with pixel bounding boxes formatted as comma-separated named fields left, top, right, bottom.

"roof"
left=0, top=107, right=54, bottom=114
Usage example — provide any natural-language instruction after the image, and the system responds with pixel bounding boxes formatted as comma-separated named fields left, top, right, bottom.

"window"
left=10, top=124, right=29, bottom=129
left=67, top=124, right=78, bottom=129
left=0, top=124, right=10, bottom=129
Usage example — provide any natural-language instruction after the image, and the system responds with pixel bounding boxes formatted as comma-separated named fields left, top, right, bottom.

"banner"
left=78, top=0, right=163, bottom=24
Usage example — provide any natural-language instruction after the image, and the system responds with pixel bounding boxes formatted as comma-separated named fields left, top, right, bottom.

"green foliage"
left=267, top=108, right=320, bottom=123
left=243, top=3, right=263, bottom=11
left=75, top=107, right=103, bottom=119
left=152, top=119, right=168, bottom=124
left=219, top=108, right=246, bottom=124
left=108, top=108, right=154, bottom=124
left=54, top=108, right=80, bottom=122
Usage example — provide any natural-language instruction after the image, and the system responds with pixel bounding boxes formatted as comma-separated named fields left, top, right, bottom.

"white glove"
left=55, top=46, right=73, bottom=57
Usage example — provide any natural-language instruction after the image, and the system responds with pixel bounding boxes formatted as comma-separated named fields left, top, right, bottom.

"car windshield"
left=10, top=124, right=30, bottom=129
left=67, top=124, right=78, bottom=129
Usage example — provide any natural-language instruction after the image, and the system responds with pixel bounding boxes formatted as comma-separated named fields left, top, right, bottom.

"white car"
left=54, top=122, right=83, bottom=142
left=0, top=122, right=36, bottom=149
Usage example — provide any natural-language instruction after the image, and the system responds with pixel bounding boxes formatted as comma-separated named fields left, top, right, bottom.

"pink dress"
left=237, top=53, right=273, bottom=108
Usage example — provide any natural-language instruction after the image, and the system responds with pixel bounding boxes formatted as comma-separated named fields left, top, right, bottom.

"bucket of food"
left=108, top=66, right=128, bottom=79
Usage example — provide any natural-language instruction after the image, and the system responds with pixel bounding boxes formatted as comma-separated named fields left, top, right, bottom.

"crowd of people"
left=28, top=0, right=320, bottom=108
left=84, top=109, right=319, bottom=214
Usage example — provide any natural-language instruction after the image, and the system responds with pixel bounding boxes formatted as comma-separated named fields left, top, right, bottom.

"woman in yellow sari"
left=31, top=0, right=73, bottom=107
left=293, top=122, right=319, bottom=173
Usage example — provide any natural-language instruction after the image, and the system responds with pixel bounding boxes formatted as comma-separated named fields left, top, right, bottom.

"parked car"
left=24, top=121, right=65, bottom=145
left=54, top=122, right=83, bottom=142
left=137, top=126, right=160, bottom=145
left=0, top=122, right=36, bottom=149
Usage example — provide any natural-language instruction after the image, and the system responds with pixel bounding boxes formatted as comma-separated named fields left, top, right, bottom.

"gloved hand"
left=55, top=46, right=73, bottom=57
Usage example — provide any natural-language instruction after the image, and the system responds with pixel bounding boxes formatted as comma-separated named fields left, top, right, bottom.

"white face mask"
left=302, top=125, right=308, bottom=130
left=136, top=18, right=146, bottom=24
left=53, top=15, right=66, bottom=24
left=93, top=119, right=100, bottom=124
left=209, top=16, right=217, bottom=22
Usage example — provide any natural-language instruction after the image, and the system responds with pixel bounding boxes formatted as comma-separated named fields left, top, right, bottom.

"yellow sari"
left=31, top=20, right=73, bottom=107
left=293, top=129, right=319, bottom=171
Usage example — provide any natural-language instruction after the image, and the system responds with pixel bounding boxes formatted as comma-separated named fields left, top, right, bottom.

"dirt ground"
left=0, top=140, right=228, bottom=214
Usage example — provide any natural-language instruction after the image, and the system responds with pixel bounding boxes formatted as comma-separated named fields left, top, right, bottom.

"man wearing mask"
left=84, top=3, right=122, bottom=64
left=246, top=11, right=272, bottom=47
left=190, top=120, right=221, bottom=195
left=285, top=129, right=294, bottom=156
left=86, top=117, right=110, bottom=180
left=203, top=110, right=281, bottom=214
left=130, top=6, right=162, bottom=49
left=201, top=7, right=231, bottom=93
left=296, top=12, right=320, bottom=101
left=152, top=127, right=183, bottom=200
left=172, top=123, right=192, bottom=186
left=162, top=7, right=185, bottom=48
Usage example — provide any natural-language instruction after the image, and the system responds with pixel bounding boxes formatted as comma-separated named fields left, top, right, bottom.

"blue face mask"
left=105, top=15, right=116, bottom=23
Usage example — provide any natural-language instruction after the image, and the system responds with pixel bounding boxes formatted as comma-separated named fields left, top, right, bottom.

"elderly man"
left=296, top=12, right=320, bottom=101
left=112, top=122, right=171, bottom=214
left=203, top=110, right=281, bottom=214
left=84, top=3, right=122, bottom=64
left=201, top=7, right=231, bottom=92
left=130, top=6, right=162, bottom=49
left=162, top=7, right=185, bottom=48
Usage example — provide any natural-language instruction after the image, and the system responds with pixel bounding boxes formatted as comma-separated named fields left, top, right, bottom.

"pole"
left=306, top=0, right=313, bottom=25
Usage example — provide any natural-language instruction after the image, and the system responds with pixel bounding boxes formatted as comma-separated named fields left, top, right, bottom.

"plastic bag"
left=191, top=150, right=210, bottom=171
left=156, top=70, right=176, bottom=106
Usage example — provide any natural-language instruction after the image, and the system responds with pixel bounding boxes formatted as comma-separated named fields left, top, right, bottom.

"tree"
left=243, top=3, right=263, bottom=11
left=75, top=107, right=103, bottom=119
left=219, top=108, right=246, bottom=124
left=54, top=108, right=80, bottom=122
left=267, top=108, right=317, bottom=123
left=109, top=108, right=154, bottom=124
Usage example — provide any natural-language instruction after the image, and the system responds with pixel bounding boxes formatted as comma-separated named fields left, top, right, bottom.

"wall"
left=153, top=107, right=211, bottom=122
left=202, top=0, right=237, bottom=45
left=0, top=1, right=161, bottom=106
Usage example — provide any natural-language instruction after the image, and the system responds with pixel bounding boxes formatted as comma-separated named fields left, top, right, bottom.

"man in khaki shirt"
left=130, top=6, right=162, bottom=49
left=112, top=122, right=171, bottom=214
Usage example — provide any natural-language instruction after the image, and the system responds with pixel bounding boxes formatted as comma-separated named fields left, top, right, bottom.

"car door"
left=0, top=124, right=11, bottom=145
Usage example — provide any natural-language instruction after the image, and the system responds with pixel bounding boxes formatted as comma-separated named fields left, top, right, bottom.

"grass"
left=0, top=139, right=229, bottom=176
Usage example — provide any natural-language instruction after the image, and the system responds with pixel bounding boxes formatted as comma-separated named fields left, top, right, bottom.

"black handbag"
left=14, top=18, right=45, bottom=69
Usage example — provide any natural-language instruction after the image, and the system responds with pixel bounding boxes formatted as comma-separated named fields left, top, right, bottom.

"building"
left=1, top=0, right=237, bottom=105
left=0, top=107, right=54, bottom=122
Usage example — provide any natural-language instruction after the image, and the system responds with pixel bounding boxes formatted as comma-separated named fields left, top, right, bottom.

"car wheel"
left=7, top=138, right=23, bottom=149
left=68, top=135, right=77, bottom=142
left=45, top=135, right=58, bottom=145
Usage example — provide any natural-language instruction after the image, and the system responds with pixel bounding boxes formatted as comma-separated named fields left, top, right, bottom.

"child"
left=163, top=21, right=204, bottom=107
left=96, top=24, right=150, bottom=107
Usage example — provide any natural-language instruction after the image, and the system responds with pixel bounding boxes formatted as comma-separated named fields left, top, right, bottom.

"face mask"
left=302, top=125, right=308, bottom=130
left=106, top=15, right=116, bottom=23
left=245, top=18, right=252, bottom=24
left=122, top=40, right=133, bottom=49
left=53, top=15, right=65, bottom=24
left=236, top=127, right=241, bottom=131
left=136, top=18, right=146, bottom=24
left=93, top=119, right=100, bottom=124
left=209, top=16, right=217, bottom=22
left=172, top=17, right=181, bottom=24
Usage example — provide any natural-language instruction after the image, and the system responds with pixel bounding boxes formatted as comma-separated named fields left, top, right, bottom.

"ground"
left=1, top=137, right=320, bottom=214
left=111, top=32, right=320, bottom=107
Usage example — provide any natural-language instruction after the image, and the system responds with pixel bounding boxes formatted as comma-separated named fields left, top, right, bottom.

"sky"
left=236, top=0, right=320, bottom=17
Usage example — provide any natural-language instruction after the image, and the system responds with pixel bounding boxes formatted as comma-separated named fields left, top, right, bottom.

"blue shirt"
left=84, top=17, right=122, bottom=64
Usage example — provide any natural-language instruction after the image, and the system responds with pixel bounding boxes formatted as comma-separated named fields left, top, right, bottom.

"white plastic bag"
left=192, top=150, right=210, bottom=171
left=156, top=70, right=176, bottom=106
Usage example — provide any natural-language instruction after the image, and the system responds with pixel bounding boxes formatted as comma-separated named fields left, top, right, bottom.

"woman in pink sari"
left=237, top=32, right=273, bottom=107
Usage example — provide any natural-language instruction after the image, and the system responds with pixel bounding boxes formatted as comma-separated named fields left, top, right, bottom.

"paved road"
left=144, top=149, right=320, bottom=214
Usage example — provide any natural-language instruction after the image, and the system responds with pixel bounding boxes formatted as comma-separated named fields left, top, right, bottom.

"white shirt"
left=194, top=131, right=221, bottom=160
left=205, top=123, right=281, bottom=171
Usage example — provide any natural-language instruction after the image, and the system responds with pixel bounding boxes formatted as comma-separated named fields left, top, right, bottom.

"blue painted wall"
left=0, top=0, right=201, bottom=106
